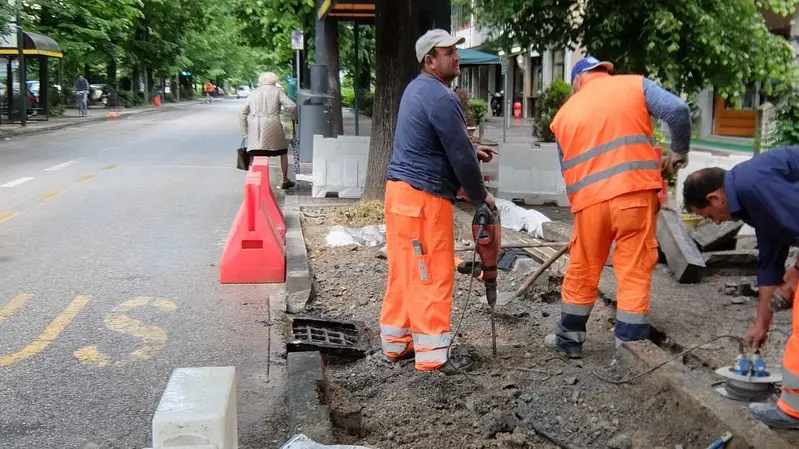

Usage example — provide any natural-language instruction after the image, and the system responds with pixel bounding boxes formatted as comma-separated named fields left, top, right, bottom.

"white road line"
left=44, top=160, right=77, bottom=171
left=1, top=177, right=34, bottom=188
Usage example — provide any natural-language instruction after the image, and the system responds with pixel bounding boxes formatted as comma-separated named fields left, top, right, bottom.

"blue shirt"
left=386, top=74, right=487, bottom=204
left=556, top=77, right=692, bottom=166
left=725, top=146, right=799, bottom=286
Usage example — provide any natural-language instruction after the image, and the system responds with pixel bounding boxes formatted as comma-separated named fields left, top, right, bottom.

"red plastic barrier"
left=219, top=171, right=285, bottom=283
left=249, top=157, right=286, bottom=242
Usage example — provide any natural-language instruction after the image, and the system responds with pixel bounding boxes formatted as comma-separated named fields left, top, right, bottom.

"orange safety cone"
left=219, top=171, right=285, bottom=283
left=249, top=157, right=286, bottom=242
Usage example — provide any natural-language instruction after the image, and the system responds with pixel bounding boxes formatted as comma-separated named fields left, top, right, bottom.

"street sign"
left=501, top=56, right=508, bottom=75
left=291, top=31, right=304, bottom=50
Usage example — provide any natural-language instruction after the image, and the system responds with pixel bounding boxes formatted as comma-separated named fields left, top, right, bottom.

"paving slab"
left=690, top=219, right=743, bottom=252
left=656, top=209, right=706, bottom=283
left=703, top=250, right=759, bottom=276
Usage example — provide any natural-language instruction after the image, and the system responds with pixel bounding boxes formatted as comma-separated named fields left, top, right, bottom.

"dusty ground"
left=299, top=202, right=733, bottom=449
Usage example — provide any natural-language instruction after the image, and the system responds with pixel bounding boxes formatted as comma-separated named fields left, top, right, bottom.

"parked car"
left=236, top=85, right=250, bottom=99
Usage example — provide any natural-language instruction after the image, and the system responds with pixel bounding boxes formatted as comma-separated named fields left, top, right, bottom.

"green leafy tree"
left=466, top=0, right=798, bottom=98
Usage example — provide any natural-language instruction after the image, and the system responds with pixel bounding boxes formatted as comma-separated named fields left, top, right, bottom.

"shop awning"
left=0, top=31, right=63, bottom=58
left=318, top=0, right=375, bottom=22
left=459, top=48, right=500, bottom=66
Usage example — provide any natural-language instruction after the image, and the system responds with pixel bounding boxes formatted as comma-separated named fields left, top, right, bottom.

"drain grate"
left=287, top=317, right=368, bottom=362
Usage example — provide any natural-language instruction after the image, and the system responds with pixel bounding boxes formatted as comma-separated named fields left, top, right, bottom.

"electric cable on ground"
left=591, top=334, right=745, bottom=385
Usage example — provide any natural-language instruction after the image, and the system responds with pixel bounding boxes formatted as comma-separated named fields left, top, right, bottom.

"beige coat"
left=240, top=83, right=297, bottom=151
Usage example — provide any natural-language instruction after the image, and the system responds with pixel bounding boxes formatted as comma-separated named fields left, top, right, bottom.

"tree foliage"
left=466, top=0, right=798, bottom=98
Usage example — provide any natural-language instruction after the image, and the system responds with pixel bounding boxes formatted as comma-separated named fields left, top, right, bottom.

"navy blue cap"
left=570, top=56, right=613, bottom=83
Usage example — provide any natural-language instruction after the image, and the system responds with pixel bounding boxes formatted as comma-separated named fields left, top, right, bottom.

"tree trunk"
left=325, top=20, right=343, bottom=136
left=360, top=0, right=419, bottom=201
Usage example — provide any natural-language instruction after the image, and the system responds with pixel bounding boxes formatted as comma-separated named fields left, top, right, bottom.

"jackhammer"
left=472, top=202, right=501, bottom=356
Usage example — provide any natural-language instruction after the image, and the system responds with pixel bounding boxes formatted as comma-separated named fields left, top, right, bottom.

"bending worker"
left=546, top=56, right=691, bottom=358
left=379, top=28, right=496, bottom=375
left=683, top=147, right=799, bottom=429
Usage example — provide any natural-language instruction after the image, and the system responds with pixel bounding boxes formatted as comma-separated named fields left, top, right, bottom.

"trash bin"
left=286, top=77, right=298, bottom=102
left=297, top=89, right=333, bottom=163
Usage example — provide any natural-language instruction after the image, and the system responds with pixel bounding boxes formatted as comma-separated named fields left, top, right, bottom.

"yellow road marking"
left=37, top=189, right=63, bottom=201
left=102, top=164, right=118, bottom=171
left=73, top=345, right=110, bottom=367
left=75, top=296, right=176, bottom=367
left=0, top=211, right=16, bottom=223
left=0, top=294, right=32, bottom=323
left=76, top=175, right=95, bottom=183
left=0, top=295, right=90, bottom=367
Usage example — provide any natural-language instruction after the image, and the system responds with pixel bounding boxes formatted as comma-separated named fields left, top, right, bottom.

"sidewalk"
left=0, top=99, right=208, bottom=140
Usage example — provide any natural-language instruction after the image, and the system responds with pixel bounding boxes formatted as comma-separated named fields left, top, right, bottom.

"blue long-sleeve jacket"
left=724, top=147, right=799, bottom=286
left=385, top=74, right=487, bottom=204
left=556, top=77, right=692, bottom=166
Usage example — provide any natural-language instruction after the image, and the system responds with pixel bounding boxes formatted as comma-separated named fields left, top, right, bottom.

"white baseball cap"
left=415, top=29, right=466, bottom=63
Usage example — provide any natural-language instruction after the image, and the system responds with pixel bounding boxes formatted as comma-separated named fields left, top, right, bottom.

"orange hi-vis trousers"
left=379, top=180, right=455, bottom=371
left=556, top=190, right=660, bottom=350
left=778, top=288, right=799, bottom=418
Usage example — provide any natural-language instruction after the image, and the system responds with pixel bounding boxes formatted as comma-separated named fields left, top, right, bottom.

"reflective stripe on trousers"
left=556, top=303, right=593, bottom=348
left=379, top=324, right=412, bottom=357
left=615, top=309, right=650, bottom=341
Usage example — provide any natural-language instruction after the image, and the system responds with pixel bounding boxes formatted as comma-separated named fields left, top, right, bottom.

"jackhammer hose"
left=592, top=334, right=746, bottom=385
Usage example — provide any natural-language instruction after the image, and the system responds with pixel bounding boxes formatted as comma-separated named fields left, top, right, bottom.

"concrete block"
left=541, top=221, right=573, bottom=243
left=152, top=367, right=237, bottom=449
left=311, top=135, right=370, bottom=199
left=287, top=351, right=334, bottom=444
left=703, top=250, right=759, bottom=276
left=285, top=196, right=314, bottom=314
left=656, top=209, right=706, bottom=283
left=689, top=219, right=742, bottom=252
left=497, top=143, right=569, bottom=207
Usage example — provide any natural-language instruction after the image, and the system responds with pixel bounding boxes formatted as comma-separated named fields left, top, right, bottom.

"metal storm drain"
left=287, top=317, right=369, bottom=362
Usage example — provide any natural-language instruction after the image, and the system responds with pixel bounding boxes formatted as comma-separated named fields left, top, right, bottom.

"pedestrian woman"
left=240, top=71, right=296, bottom=189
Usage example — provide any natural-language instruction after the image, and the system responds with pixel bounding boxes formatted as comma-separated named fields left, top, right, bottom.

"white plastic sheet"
left=496, top=199, right=551, bottom=239
left=325, top=225, right=386, bottom=248
left=280, top=434, right=374, bottom=449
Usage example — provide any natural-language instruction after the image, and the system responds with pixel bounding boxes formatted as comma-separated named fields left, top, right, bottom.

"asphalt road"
left=0, top=100, right=286, bottom=449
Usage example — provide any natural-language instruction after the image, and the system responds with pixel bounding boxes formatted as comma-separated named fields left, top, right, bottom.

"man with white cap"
left=378, top=28, right=496, bottom=375
left=545, top=56, right=692, bottom=359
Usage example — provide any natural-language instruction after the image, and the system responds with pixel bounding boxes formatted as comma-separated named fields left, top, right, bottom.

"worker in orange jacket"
left=545, top=56, right=691, bottom=358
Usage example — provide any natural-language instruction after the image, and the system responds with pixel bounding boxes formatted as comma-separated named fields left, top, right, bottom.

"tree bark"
left=360, top=0, right=419, bottom=201
left=325, top=20, right=343, bottom=136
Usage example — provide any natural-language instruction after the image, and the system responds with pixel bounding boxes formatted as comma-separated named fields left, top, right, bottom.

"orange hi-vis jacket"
left=550, top=74, right=663, bottom=213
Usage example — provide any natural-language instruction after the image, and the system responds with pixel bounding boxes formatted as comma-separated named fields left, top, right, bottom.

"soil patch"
left=300, top=204, right=724, bottom=449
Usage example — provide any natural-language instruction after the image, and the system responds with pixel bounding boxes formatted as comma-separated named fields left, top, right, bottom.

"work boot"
left=749, top=403, right=799, bottom=429
left=544, top=334, right=583, bottom=359
left=281, top=180, right=296, bottom=190
left=436, top=355, right=474, bottom=376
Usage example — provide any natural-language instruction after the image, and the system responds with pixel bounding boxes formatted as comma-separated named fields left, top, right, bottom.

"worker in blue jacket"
left=683, top=146, right=799, bottom=429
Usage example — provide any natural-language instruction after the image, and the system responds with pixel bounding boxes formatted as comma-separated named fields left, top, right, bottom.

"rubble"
left=655, top=209, right=706, bottom=283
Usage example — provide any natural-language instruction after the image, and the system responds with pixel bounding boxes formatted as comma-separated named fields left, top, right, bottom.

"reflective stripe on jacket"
left=550, top=74, right=663, bottom=213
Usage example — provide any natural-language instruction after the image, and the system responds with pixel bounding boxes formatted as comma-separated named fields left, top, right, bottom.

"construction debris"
left=656, top=209, right=706, bottom=283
